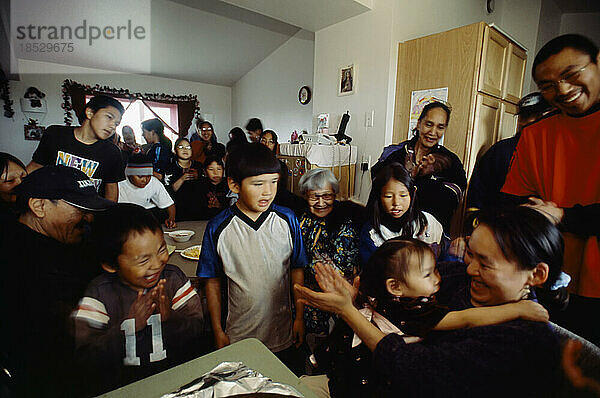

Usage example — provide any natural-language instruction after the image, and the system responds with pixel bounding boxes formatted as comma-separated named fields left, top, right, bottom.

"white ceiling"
left=220, top=0, right=372, bottom=32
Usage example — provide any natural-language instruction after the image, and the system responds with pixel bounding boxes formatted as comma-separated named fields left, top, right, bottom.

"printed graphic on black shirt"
left=56, top=150, right=101, bottom=189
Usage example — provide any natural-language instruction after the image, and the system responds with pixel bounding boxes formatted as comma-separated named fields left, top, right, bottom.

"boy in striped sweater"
left=73, top=203, right=206, bottom=395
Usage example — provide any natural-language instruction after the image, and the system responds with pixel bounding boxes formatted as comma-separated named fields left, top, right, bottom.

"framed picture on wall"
left=338, top=64, right=356, bottom=96
left=24, top=124, right=44, bottom=141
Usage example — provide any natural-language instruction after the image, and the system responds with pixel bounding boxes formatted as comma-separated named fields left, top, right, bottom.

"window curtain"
left=61, top=79, right=199, bottom=137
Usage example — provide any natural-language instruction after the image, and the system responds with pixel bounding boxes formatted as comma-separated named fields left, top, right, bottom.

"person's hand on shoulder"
left=524, top=197, right=564, bottom=224
left=515, top=300, right=549, bottom=322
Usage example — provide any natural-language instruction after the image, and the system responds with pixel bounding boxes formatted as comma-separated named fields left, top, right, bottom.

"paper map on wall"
left=409, top=87, right=448, bottom=145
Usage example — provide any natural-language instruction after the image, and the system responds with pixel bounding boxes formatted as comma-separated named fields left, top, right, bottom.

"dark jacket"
left=371, top=137, right=467, bottom=230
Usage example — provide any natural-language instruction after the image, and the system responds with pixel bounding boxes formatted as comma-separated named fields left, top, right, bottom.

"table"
left=163, top=220, right=208, bottom=277
left=98, top=338, right=317, bottom=398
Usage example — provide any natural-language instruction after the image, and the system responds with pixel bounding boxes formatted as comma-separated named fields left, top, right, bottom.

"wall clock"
left=299, top=86, right=311, bottom=105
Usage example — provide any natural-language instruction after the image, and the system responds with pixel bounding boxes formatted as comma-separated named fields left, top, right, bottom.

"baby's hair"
left=367, top=162, right=427, bottom=239
left=93, top=203, right=162, bottom=270
left=360, top=238, right=434, bottom=307
left=226, top=142, right=280, bottom=184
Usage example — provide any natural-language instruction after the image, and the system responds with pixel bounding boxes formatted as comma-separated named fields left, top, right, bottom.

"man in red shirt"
left=502, top=34, right=600, bottom=298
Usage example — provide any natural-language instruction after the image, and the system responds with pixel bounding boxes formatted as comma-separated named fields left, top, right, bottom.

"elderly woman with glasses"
left=298, top=168, right=364, bottom=336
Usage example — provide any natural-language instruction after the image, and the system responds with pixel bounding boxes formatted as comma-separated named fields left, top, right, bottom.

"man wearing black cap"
left=465, top=92, right=554, bottom=211
left=0, top=165, right=113, bottom=397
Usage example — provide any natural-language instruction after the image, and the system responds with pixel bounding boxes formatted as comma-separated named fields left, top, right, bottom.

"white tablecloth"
left=279, top=143, right=357, bottom=167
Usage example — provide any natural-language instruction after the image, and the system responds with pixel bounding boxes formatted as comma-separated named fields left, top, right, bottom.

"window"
left=85, top=95, right=179, bottom=145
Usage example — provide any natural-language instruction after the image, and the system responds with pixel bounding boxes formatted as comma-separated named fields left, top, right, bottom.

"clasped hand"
left=127, top=280, right=171, bottom=331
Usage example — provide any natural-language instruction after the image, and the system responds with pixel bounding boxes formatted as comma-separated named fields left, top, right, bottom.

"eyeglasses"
left=537, top=62, right=591, bottom=93
left=260, top=139, right=275, bottom=145
left=177, top=145, right=192, bottom=149
left=201, top=127, right=213, bottom=131
left=307, top=192, right=335, bottom=202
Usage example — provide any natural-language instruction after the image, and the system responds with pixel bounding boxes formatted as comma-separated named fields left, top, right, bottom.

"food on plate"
left=181, top=245, right=201, bottom=260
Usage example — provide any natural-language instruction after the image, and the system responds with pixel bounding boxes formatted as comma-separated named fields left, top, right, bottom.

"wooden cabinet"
left=498, top=101, right=519, bottom=141
left=393, top=22, right=527, bottom=180
left=479, top=28, right=510, bottom=98
left=468, top=94, right=501, bottom=178
left=504, top=45, right=527, bottom=103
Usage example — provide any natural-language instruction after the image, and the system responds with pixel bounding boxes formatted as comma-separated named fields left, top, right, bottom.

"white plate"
left=180, top=245, right=201, bottom=260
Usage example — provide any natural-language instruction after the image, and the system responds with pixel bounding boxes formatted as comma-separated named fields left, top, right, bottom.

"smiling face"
left=416, top=107, right=448, bottom=149
left=230, top=173, right=279, bottom=220
left=394, top=251, right=440, bottom=298
left=465, top=224, right=532, bottom=307
left=111, top=229, right=168, bottom=292
left=0, top=161, right=27, bottom=203
left=205, top=161, right=224, bottom=185
left=199, top=122, right=213, bottom=141
left=41, top=199, right=93, bottom=244
left=88, top=106, right=122, bottom=141
left=380, top=178, right=411, bottom=219
left=534, top=47, right=600, bottom=115
left=307, top=185, right=335, bottom=218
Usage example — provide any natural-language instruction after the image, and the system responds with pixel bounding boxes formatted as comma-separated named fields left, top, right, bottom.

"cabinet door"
left=498, top=101, right=518, bottom=141
left=478, top=27, right=509, bottom=98
left=503, top=44, right=527, bottom=104
left=467, top=94, right=501, bottom=178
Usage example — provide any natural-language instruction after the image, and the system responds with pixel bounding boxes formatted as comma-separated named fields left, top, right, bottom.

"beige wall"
left=232, top=30, right=314, bottom=140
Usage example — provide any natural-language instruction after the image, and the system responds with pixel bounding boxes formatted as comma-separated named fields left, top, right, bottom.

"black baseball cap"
left=517, top=93, right=553, bottom=116
left=16, top=165, right=114, bottom=211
